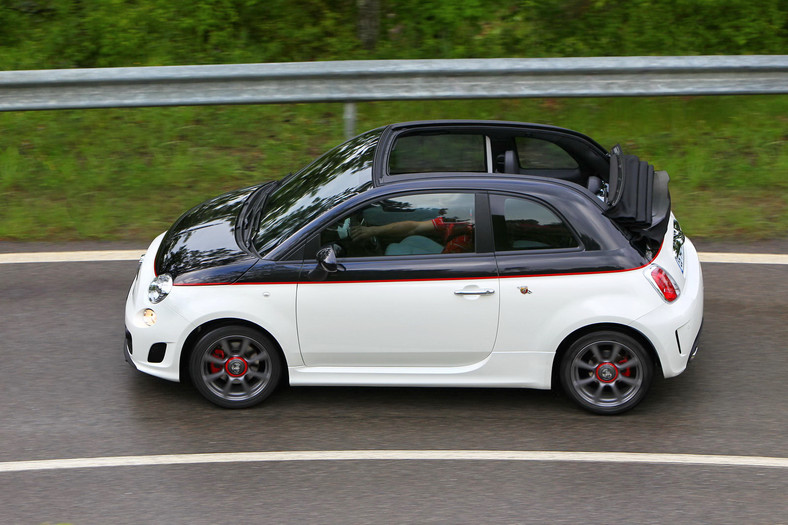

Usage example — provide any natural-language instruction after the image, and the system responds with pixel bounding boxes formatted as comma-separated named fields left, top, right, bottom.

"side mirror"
left=308, top=245, right=345, bottom=281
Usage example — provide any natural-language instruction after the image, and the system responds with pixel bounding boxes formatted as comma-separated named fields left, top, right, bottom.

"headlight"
left=148, top=273, right=173, bottom=304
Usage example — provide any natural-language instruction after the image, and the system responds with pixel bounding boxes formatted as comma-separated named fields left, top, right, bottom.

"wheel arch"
left=179, top=318, right=289, bottom=386
left=550, top=323, right=662, bottom=389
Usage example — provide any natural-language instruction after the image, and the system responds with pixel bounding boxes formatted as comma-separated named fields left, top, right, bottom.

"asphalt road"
left=0, top=249, right=786, bottom=524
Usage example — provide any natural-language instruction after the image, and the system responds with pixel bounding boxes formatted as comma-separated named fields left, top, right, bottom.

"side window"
left=320, top=193, right=476, bottom=257
left=515, top=138, right=579, bottom=170
left=491, top=195, right=579, bottom=251
left=389, top=134, right=486, bottom=174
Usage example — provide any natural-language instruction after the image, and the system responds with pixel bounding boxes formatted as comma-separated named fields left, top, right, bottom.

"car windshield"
left=253, top=127, right=382, bottom=256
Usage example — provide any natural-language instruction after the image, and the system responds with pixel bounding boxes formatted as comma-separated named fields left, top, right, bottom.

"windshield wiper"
left=239, top=172, right=297, bottom=256
left=236, top=182, right=277, bottom=253
left=276, top=171, right=295, bottom=188
left=245, top=197, right=267, bottom=242
left=245, top=173, right=294, bottom=237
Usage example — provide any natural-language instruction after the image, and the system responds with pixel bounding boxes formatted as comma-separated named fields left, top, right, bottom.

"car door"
left=296, top=191, right=500, bottom=367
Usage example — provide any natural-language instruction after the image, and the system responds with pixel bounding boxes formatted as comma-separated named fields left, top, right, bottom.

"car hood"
left=155, top=185, right=264, bottom=284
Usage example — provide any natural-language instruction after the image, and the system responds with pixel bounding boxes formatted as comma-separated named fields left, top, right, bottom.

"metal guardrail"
left=1, top=55, right=786, bottom=136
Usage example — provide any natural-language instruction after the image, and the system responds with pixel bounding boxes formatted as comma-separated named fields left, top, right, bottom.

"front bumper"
left=123, top=331, right=137, bottom=370
left=123, top=234, right=193, bottom=382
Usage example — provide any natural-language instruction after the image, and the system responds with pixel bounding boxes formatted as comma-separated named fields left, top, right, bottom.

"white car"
left=125, top=120, right=704, bottom=414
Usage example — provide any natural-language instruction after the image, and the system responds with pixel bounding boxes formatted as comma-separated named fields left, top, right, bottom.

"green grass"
left=0, top=95, right=786, bottom=242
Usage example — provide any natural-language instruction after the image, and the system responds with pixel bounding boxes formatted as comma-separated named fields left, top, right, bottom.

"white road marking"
left=698, top=252, right=788, bottom=265
left=1, top=250, right=786, bottom=265
left=0, top=450, right=786, bottom=473
left=0, top=250, right=144, bottom=264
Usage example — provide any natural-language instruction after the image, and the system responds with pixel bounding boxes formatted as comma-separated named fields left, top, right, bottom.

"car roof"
left=371, top=119, right=610, bottom=187
left=381, top=120, right=608, bottom=150
left=359, top=172, right=603, bottom=206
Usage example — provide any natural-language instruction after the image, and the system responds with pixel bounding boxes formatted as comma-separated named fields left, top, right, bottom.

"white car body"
left=125, top=216, right=703, bottom=388
left=124, top=120, right=704, bottom=413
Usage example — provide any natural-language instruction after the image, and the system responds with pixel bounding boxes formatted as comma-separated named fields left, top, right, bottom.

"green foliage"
left=0, top=0, right=785, bottom=69
left=0, top=96, right=786, bottom=241
left=482, top=0, right=788, bottom=57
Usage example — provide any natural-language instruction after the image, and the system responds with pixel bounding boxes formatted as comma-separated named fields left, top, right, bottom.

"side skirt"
left=287, top=352, right=554, bottom=389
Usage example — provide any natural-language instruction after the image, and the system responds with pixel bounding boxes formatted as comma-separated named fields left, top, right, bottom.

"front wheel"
left=189, top=326, right=282, bottom=409
left=560, top=331, right=653, bottom=415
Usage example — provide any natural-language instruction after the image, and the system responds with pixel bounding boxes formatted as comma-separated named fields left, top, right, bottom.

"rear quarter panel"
left=494, top=269, right=663, bottom=355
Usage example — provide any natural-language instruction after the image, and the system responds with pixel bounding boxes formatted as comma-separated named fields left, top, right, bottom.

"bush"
left=1, top=0, right=785, bottom=70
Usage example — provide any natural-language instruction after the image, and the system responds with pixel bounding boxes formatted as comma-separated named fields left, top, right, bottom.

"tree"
left=357, top=0, right=380, bottom=50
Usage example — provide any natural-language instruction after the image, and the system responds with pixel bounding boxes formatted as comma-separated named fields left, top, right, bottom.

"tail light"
left=646, top=264, right=680, bottom=302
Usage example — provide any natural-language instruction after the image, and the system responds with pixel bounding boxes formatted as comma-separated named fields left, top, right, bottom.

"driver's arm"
left=351, top=220, right=434, bottom=241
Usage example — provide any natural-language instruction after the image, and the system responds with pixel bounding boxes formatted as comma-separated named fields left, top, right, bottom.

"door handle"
left=454, top=289, right=496, bottom=296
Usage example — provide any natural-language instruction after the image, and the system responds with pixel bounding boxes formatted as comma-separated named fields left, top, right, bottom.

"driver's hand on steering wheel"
left=350, top=225, right=377, bottom=241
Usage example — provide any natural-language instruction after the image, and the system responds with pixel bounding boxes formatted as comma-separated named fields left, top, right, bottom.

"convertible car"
left=125, top=120, right=703, bottom=414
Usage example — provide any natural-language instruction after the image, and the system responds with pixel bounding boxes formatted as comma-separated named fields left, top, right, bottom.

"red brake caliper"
left=209, top=348, right=225, bottom=374
left=618, top=357, right=632, bottom=377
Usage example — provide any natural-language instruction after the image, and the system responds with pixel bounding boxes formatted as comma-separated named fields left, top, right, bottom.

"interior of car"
left=386, top=128, right=610, bottom=198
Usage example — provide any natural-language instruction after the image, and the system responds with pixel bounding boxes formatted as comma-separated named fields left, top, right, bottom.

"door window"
left=491, top=195, right=578, bottom=251
left=320, top=193, right=476, bottom=257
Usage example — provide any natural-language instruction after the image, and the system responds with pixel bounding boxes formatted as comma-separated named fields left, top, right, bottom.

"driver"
left=350, top=217, right=473, bottom=255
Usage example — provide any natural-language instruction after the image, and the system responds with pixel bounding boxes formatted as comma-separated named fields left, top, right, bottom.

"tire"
left=189, top=325, right=282, bottom=409
left=560, top=331, right=653, bottom=415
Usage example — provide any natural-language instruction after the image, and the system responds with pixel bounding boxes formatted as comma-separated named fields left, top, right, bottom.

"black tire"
left=560, top=331, right=653, bottom=415
left=189, top=325, right=282, bottom=409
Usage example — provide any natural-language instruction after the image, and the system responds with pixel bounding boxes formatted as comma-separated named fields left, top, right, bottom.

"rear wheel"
left=560, top=331, right=653, bottom=415
left=189, top=326, right=282, bottom=409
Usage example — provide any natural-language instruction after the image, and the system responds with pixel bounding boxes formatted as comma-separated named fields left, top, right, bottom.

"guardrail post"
left=344, top=102, right=356, bottom=139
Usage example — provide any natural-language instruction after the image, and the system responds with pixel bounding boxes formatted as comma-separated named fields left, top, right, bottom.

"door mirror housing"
left=308, top=245, right=345, bottom=280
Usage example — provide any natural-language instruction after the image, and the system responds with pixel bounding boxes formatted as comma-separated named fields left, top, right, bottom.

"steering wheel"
left=332, top=215, right=381, bottom=255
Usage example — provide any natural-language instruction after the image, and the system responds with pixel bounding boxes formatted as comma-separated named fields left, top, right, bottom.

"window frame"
left=488, top=192, right=584, bottom=255
left=375, top=125, right=498, bottom=185
left=304, top=190, right=494, bottom=261
left=387, top=132, right=490, bottom=176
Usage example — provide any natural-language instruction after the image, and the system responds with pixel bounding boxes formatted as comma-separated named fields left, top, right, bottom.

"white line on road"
left=1, top=250, right=787, bottom=265
left=1, top=450, right=786, bottom=473
left=698, top=252, right=788, bottom=265
left=0, top=250, right=145, bottom=264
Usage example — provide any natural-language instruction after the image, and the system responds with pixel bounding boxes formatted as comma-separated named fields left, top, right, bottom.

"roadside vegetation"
left=0, top=1, right=786, bottom=242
